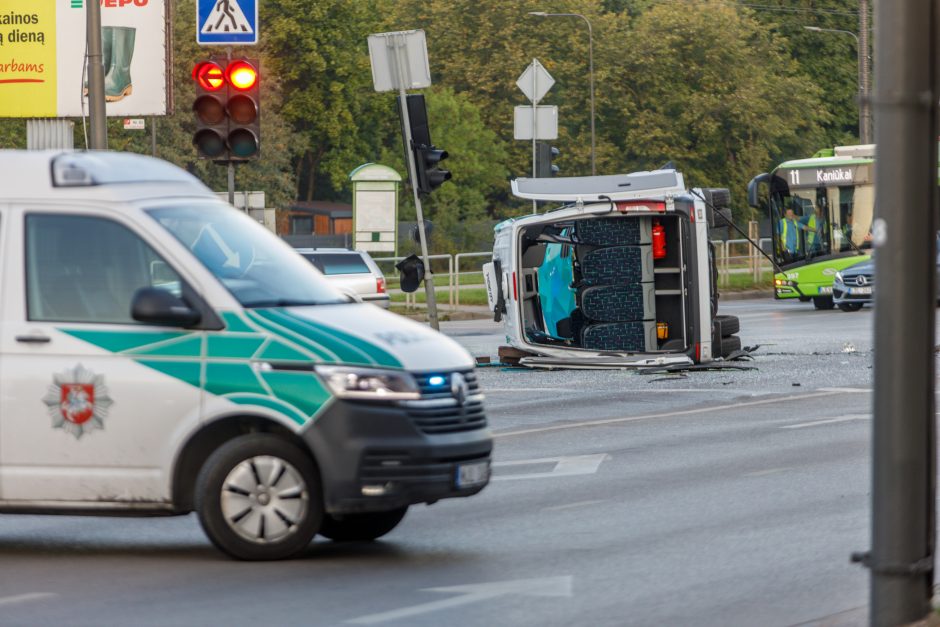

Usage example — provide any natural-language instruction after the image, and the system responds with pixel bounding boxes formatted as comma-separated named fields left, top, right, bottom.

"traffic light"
left=191, top=58, right=260, bottom=161
left=192, top=61, right=227, bottom=159
left=403, top=94, right=451, bottom=194
left=225, top=59, right=260, bottom=160
left=536, top=142, right=560, bottom=177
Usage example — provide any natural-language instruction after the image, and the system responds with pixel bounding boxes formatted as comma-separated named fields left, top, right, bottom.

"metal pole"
left=228, top=162, right=235, bottom=205
left=532, top=60, right=538, bottom=215
left=859, top=0, right=872, bottom=144
left=865, top=0, right=937, bottom=623
left=86, top=0, right=107, bottom=149
left=151, top=116, right=157, bottom=157
left=392, top=35, right=439, bottom=330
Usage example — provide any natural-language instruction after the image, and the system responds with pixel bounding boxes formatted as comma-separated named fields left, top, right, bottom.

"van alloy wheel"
left=196, top=434, right=323, bottom=560
left=220, top=455, right=309, bottom=544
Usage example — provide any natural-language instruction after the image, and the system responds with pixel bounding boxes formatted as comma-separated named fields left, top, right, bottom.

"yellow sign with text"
left=0, top=0, right=56, bottom=117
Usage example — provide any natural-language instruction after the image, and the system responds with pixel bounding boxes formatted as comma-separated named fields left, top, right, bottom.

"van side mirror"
left=395, top=254, right=425, bottom=293
left=131, top=287, right=201, bottom=327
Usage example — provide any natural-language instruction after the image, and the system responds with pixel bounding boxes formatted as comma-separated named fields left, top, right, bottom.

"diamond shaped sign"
left=516, top=59, right=554, bottom=103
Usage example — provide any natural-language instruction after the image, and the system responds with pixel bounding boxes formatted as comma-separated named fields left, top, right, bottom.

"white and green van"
left=0, top=151, right=491, bottom=560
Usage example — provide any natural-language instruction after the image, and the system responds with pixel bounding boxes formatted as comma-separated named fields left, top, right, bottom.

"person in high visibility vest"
left=799, top=205, right=827, bottom=254
left=779, top=208, right=801, bottom=258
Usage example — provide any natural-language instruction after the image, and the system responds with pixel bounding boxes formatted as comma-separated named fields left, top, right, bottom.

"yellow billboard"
left=0, top=0, right=167, bottom=118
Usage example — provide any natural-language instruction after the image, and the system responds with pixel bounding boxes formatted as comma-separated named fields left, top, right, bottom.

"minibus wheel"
left=318, top=507, right=408, bottom=542
left=195, top=434, right=323, bottom=560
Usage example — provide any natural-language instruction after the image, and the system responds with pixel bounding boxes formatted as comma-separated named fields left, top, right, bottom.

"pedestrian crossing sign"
left=197, top=0, right=258, bottom=45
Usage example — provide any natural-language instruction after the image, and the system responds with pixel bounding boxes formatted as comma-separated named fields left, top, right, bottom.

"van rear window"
left=303, top=254, right=370, bottom=275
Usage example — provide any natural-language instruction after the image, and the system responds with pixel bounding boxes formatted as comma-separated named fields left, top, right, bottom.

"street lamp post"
left=804, top=25, right=872, bottom=144
left=528, top=11, right=595, bottom=175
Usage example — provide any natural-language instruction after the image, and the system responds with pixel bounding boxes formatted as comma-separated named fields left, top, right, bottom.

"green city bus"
left=747, top=144, right=874, bottom=309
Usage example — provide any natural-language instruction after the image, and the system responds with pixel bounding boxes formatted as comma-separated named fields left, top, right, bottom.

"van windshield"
left=147, top=203, right=349, bottom=308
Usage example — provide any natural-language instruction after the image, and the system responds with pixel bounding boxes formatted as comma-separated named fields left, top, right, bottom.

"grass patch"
left=391, top=288, right=489, bottom=306
left=386, top=272, right=484, bottom=290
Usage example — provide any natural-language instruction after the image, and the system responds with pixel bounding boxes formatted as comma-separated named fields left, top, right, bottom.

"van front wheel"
left=195, top=434, right=323, bottom=561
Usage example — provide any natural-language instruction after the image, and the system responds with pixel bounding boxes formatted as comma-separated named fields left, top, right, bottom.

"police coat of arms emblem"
left=42, top=364, right=114, bottom=439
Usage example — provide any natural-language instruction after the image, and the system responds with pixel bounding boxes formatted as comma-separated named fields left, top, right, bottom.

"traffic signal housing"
left=403, top=94, right=451, bottom=194
left=191, top=58, right=261, bottom=161
left=536, top=142, right=560, bottom=177
left=192, top=61, right=227, bottom=159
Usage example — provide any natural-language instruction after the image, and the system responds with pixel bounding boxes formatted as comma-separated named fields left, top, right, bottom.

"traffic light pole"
left=392, top=37, right=439, bottom=330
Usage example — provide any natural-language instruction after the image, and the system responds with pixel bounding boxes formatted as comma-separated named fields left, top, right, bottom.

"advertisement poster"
left=0, top=0, right=168, bottom=118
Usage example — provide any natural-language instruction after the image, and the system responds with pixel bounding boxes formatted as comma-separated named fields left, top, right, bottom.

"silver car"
left=295, top=248, right=390, bottom=308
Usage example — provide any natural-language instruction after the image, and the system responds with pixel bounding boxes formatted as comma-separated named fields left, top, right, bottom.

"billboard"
left=0, top=0, right=168, bottom=118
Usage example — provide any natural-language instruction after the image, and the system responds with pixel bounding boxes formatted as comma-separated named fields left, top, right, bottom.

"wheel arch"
left=171, top=413, right=315, bottom=512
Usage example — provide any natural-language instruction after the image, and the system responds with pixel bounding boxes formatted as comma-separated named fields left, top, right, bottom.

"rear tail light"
left=376, top=277, right=386, bottom=294
left=512, top=271, right=518, bottom=300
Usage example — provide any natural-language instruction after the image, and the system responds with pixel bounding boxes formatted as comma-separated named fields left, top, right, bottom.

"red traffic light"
left=193, top=61, right=225, bottom=91
left=226, top=60, right=258, bottom=91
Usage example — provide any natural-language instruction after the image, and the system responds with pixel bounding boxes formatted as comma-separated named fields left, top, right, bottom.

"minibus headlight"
left=834, top=271, right=844, bottom=283
left=314, top=366, right=420, bottom=400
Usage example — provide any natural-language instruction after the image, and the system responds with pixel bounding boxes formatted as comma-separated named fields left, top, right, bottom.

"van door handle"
left=16, top=333, right=51, bottom=344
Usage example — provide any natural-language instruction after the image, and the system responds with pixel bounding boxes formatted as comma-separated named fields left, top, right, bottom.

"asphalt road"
left=0, top=298, right=891, bottom=626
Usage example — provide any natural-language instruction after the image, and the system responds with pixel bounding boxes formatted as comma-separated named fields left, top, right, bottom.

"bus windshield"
left=769, top=171, right=874, bottom=266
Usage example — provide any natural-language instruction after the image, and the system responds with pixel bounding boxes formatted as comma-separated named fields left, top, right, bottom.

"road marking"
left=744, top=467, right=793, bottom=477
left=493, top=389, right=853, bottom=438
left=780, top=414, right=870, bottom=429
left=0, top=593, right=57, bottom=607
left=346, top=576, right=573, bottom=625
left=492, top=454, right=608, bottom=481
left=483, top=388, right=586, bottom=393
left=819, top=387, right=873, bottom=393
left=541, top=499, right=609, bottom=512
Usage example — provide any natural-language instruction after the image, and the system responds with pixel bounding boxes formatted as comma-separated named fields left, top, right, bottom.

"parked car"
left=295, top=248, right=390, bottom=308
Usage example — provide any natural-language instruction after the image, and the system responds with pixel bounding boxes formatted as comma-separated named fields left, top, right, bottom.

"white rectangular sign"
left=514, top=105, right=558, bottom=140
left=367, top=30, right=431, bottom=93
left=123, top=118, right=145, bottom=130
left=0, top=0, right=169, bottom=118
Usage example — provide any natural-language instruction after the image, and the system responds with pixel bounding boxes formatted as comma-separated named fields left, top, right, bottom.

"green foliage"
left=617, top=1, right=829, bottom=217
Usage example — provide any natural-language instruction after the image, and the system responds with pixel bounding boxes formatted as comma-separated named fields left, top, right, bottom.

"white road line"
left=0, top=593, right=57, bottom=607
left=541, top=499, right=609, bottom=512
left=743, top=467, right=793, bottom=477
left=780, top=414, right=871, bottom=429
left=819, top=387, right=873, bottom=393
left=492, top=454, right=608, bottom=481
left=493, top=389, right=853, bottom=438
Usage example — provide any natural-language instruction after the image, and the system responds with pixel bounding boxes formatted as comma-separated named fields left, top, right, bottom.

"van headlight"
left=834, top=271, right=844, bottom=283
left=314, top=365, right=420, bottom=400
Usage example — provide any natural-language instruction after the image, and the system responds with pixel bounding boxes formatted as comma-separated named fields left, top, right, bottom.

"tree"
left=618, top=1, right=829, bottom=216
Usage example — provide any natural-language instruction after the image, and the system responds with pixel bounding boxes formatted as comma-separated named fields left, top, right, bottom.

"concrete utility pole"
left=86, top=0, right=108, bottom=149
left=859, top=1, right=938, bottom=624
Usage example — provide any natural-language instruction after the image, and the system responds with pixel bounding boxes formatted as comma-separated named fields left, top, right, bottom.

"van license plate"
left=849, top=287, right=872, bottom=295
left=456, top=461, right=489, bottom=488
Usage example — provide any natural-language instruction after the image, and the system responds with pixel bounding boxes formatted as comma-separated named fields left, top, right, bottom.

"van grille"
left=403, top=371, right=487, bottom=434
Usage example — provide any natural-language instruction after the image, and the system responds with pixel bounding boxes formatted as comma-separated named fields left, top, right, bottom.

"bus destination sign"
left=783, top=164, right=872, bottom=189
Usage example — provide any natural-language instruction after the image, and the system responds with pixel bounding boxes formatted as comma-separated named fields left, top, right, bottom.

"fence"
left=371, top=239, right=771, bottom=310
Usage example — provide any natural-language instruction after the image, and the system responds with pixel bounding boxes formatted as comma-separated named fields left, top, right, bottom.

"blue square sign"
left=197, top=0, right=258, bottom=45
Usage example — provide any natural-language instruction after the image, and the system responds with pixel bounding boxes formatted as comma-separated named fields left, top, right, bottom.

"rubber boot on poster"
left=83, top=26, right=113, bottom=97
left=104, top=26, right=136, bottom=102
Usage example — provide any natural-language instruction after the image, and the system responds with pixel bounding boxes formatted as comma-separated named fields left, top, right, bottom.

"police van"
left=483, top=170, right=741, bottom=368
left=0, top=151, right=491, bottom=560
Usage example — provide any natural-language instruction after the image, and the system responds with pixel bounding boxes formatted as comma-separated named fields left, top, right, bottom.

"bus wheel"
left=813, top=296, right=835, bottom=310
left=838, top=302, right=863, bottom=312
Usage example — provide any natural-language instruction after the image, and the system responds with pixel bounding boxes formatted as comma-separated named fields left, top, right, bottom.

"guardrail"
left=373, top=239, right=771, bottom=308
